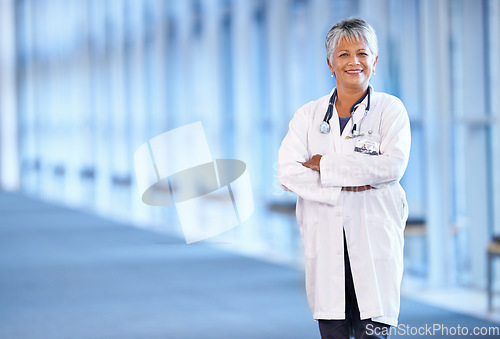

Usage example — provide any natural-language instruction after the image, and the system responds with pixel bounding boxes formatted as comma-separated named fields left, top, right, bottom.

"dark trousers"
left=318, top=232, right=390, bottom=339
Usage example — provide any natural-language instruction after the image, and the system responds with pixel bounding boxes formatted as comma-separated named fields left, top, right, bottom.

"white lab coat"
left=278, top=87, right=411, bottom=327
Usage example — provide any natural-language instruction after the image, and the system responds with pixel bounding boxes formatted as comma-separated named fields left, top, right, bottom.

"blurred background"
left=1, top=0, right=500, bottom=338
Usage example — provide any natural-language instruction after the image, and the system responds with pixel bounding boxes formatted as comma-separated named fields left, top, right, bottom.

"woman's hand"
left=302, top=154, right=322, bottom=171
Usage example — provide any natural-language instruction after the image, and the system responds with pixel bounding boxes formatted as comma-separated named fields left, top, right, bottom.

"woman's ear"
left=326, top=57, right=334, bottom=73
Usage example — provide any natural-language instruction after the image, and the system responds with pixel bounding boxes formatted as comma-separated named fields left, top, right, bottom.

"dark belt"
left=341, top=185, right=374, bottom=192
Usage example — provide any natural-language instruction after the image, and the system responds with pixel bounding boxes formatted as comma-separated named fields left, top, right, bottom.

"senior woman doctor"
left=278, top=18, right=410, bottom=339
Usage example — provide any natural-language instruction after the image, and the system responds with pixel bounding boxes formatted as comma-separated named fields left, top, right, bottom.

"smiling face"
left=327, top=37, right=378, bottom=91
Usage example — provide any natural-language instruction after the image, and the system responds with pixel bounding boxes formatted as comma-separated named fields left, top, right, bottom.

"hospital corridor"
left=1, top=0, right=500, bottom=338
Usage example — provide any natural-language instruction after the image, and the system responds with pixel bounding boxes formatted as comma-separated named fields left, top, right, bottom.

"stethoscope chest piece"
left=320, top=121, right=330, bottom=134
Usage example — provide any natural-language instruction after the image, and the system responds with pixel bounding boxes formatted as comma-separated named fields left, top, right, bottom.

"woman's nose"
left=348, top=56, right=360, bottom=65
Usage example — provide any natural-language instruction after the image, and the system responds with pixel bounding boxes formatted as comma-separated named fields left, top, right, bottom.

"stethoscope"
left=320, top=86, right=372, bottom=138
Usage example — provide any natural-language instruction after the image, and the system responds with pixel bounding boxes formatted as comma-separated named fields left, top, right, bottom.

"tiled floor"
left=1, top=191, right=500, bottom=339
left=402, top=285, right=500, bottom=324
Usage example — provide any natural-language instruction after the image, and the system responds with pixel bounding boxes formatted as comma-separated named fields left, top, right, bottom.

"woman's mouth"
left=346, top=69, right=363, bottom=74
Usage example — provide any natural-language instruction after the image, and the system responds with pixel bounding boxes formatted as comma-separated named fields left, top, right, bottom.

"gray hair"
left=325, top=18, right=378, bottom=64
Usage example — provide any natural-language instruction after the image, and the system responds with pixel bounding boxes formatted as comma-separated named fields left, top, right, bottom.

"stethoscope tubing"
left=320, top=86, right=371, bottom=135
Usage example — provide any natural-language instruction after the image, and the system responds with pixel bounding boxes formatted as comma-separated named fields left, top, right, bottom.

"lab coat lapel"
left=330, top=106, right=342, bottom=153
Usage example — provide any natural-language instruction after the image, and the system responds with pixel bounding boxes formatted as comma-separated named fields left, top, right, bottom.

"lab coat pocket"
left=398, top=187, right=409, bottom=223
left=354, top=133, right=381, bottom=155
left=300, top=221, right=319, bottom=259
left=394, top=184, right=409, bottom=224
left=399, top=197, right=408, bottom=223
left=387, top=184, right=409, bottom=227
left=368, top=215, right=395, bottom=260
left=297, top=199, right=319, bottom=258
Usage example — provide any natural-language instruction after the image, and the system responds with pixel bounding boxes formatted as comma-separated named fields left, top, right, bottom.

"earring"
left=331, top=73, right=335, bottom=78
left=372, top=69, right=376, bottom=75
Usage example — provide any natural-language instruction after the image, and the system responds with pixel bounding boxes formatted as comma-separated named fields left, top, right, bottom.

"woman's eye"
left=359, top=52, right=368, bottom=56
left=339, top=53, right=348, bottom=57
